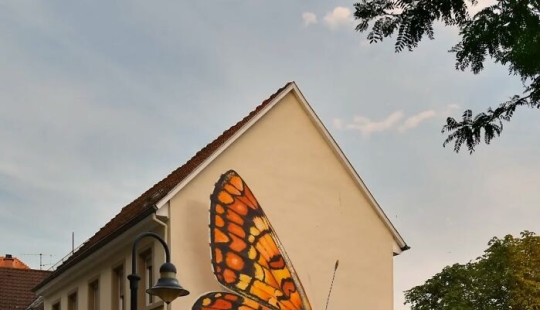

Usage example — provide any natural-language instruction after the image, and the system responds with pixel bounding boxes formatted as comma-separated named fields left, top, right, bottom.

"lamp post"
left=127, top=232, right=190, bottom=310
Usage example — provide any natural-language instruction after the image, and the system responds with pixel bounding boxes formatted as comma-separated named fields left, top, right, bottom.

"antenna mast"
left=324, top=260, right=340, bottom=310
left=19, top=253, right=54, bottom=270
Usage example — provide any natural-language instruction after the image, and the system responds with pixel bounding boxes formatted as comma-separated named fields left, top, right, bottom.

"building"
left=0, top=254, right=51, bottom=310
left=1, top=254, right=32, bottom=269
left=33, top=82, right=408, bottom=310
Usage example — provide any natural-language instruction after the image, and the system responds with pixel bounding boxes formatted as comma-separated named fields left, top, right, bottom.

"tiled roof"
left=0, top=267, right=51, bottom=310
left=34, top=82, right=293, bottom=291
left=0, top=255, right=31, bottom=269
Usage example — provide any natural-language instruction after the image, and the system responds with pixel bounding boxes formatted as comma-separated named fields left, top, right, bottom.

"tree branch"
left=442, top=92, right=538, bottom=153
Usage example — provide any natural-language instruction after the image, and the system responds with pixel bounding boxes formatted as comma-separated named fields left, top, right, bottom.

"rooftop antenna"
left=324, top=260, right=339, bottom=310
left=20, top=253, right=54, bottom=270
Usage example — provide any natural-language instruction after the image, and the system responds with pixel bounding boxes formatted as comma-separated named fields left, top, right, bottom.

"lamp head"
left=146, top=262, right=190, bottom=304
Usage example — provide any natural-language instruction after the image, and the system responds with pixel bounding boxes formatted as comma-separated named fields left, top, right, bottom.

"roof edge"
left=32, top=81, right=295, bottom=293
left=289, top=82, right=409, bottom=250
left=154, top=82, right=295, bottom=209
left=33, top=206, right=157, bottom=292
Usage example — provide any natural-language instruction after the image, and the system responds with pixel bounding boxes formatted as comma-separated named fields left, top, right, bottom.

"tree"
left=404, top=231, right=540, bottom=309
left=353, top=0, right=540, bottom=153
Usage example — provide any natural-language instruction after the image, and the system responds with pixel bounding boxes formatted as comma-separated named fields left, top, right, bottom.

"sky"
left=1, top=1, right=539, bottom=309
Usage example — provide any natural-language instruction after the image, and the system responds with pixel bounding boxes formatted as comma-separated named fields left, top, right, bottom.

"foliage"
left=404, top=231, right=540, bottom=309
left=354, top=0, right=540, bottom=153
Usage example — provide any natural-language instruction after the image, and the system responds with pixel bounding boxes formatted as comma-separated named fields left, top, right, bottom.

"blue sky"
left=1, top=1, right=539, bottom=309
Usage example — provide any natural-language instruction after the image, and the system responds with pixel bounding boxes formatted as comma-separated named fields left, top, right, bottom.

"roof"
left=1, top=255, right=31, bottom=269
left=0, top=267, right=51, bottom=310
left=26, top=296, right=44, bottom=310
left=34, top=82, right=293, bottom=292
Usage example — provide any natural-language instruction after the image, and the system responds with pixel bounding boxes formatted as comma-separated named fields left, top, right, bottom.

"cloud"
left=441, top=103, right=461, bottom=117
left=338, top=111, right=404, bottom=137
left=398, top=110, right=436, bottom=132
left=335, top=104, right=462, bottom=136
left=323, top=7, right=353, bottom=30
left=302, top=12, right=318, bottom=26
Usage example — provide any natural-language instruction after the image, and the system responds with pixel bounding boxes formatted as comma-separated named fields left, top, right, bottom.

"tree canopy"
left=354, top=0, right=540, bottom=153
left=404, top=231, right=540, bottom=309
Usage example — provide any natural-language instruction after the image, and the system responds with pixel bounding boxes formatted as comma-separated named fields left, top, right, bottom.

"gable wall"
left=169, top=92, right=395, bottom=310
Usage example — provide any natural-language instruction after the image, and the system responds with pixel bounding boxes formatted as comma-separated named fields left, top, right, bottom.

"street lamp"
left=127, top=232, right=190, bottom=310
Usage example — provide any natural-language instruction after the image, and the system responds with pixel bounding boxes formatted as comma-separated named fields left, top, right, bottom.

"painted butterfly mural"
left=192, top=170, right=313, bottom=310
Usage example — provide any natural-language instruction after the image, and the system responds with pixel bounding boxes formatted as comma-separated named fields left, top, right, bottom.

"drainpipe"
left=151, top=213, right=169, bottom=244
left=151, top=210, right=172, bottom=310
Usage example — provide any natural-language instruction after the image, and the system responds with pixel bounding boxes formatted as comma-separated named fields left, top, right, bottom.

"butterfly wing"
left=193, top=292, right=272, bottom=310
left=205, top=170, right=312, bottom=310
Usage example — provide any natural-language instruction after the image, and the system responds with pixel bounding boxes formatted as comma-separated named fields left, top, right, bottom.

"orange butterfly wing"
left=192, top=292, right=272, bottom=310
left=192, top=170, right=312, bottom=310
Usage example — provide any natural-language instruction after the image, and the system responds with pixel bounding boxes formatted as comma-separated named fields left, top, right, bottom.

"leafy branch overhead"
left=354, top=0, right=540, bottom=153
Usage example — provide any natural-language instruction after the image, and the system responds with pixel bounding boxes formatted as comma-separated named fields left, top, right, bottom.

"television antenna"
left=19, top=253, right=54, bottom=270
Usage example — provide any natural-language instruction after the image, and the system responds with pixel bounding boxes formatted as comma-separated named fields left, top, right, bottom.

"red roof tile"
left=0, top=255, right=31, bottom=269
left=0, top=267, right=51, bottom=310
left=34, top=82, right=293, bottom=291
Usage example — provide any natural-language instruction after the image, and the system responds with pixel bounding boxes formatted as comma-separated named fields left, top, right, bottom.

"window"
left=68, top=292, right=77, bottom=310
left=112, top=265, right=125, bottom=310
left=137, top=249, right=154, bottom=306
left=88, top=279, right=99, bottom=310
left=52, top=302, right=61, bottom=310
left=144, top=252, right=154, bottom=305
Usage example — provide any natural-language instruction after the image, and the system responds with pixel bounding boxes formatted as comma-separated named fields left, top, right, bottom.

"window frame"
left=88, top=278, right=100, bottom=310
left=112, top=262, right=126, bottom=310
left=138, top=247, right=154, bottom=306
left=67, top=290, right=78, bottom=310
left=52, top=300, right=61, bottom=310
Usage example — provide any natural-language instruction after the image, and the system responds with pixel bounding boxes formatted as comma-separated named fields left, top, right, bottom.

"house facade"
left=34, top=82, right=408, bottom=310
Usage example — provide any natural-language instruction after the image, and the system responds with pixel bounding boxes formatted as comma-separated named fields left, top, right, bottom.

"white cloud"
left=336, top=104, right=463, bottom=136
left=323, top=6, right=353, bottom=30
left=442, top=103, right=461, bottom=116
left=339, top=111, right=404, bottom=137
left=302, top=12, right=318, bottom=26
left=398, top=110, right=436, bottom=132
